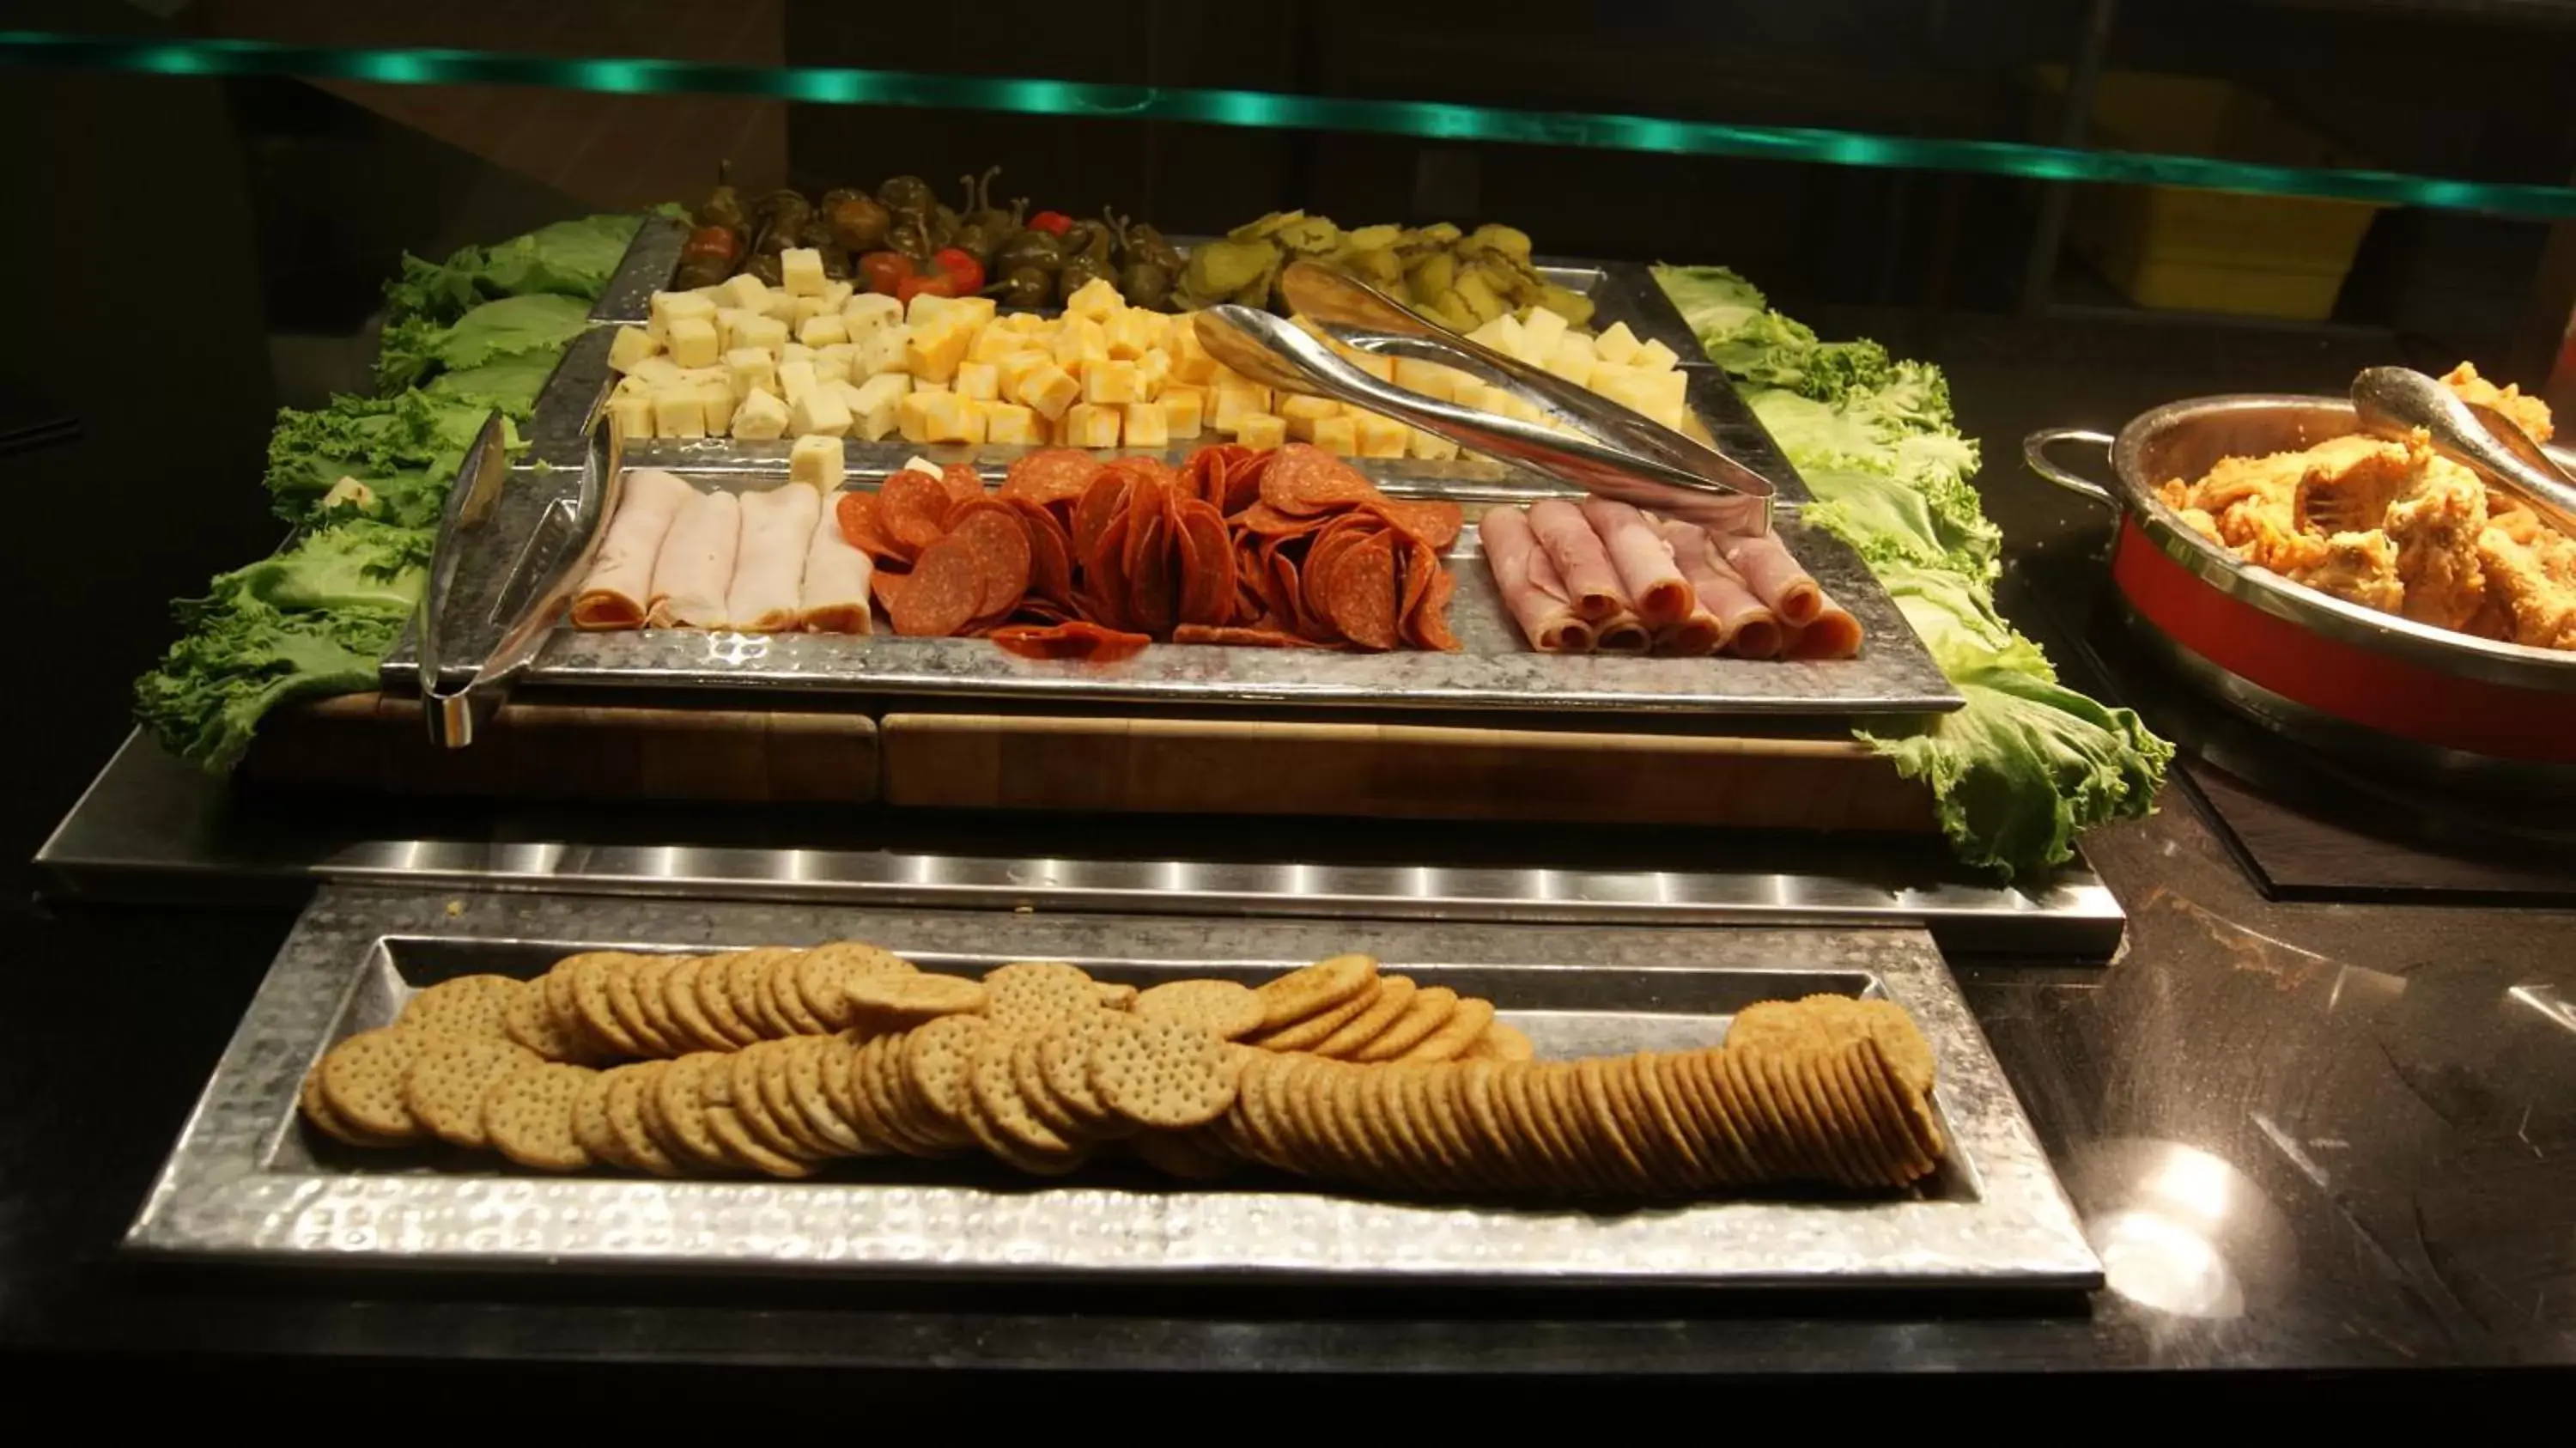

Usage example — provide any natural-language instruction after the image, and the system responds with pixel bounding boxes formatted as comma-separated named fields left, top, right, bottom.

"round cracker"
left=726, top=947, right=796, bottom=1040
left=403, top=1034, right=541, bottom=1149
left=300, top=1062, right=402, bottom=1148
left=1133, top=979, right=1265, bottom=1041
left=785, top=1033, right=870, bottom=1155
left=1309, top=975, right=1417, bottom=1059
left=397, top=975, right=519, bottom=1038
left=1250, top=980, right=1381, bottom=1054
left=571, top=1063, right=634, bottom=1169
left=1131, top=1128, right=1234, bottom=1181
left=762, top=949, right=831, bottom=1037
left=1252, top=952, right=1377, bottom=1032
left=705, top=1105, right=815, bottom=1178
left=649, top=1053, right=735, bottom=1169
left=968, top=1031, right=1084, bottom=1161
left=483, top=1062, right=596, bottom=1172
left=564, top=952, right=647, bottom=1057
left=797, top=940, right=912, bottom=1030
left=604, top=1064, right=683, bottom=1176
left=630, top=954, right=690, bottom=1055
left=1090, top=1019, right=1240, bottom=1130
left=1400, top=995, right=1495, bottom=1065
left=729, top=1043, right=829, bottom=1160
left=903, top=1013, right=992, bottom=1129
left=318, top=1026, right=430, bottom=1142
left=689, top=952, right=762, bottom=1048
left=1350, top=986, right=1458, bottom=1063
left=605, top=954, right=679, bottom=1057
left=848, top=971, right=990, bottom=1025
left=504, top=978, right=598, bottom=1062
left=982, top=961, right=1097, bottom=1031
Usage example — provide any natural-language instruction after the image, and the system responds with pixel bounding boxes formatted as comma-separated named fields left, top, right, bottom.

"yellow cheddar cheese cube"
left=956, top=400, right=989, bottom=446
left=1121, top=400, right=1169, bottom=449
left=731, top=386, right=789, bottom=441
left=1351, top=353, right=1396, bottom=383
left=1106, top=308, right=1160, bottom=361
left=1233, top=412, right=1288, bottom=451
left=1084, top=359, right=1139, bottom=406
left=1543, top=349, right=1595, bottom=389
left=652, top=386, right=706, bottom=439
left=982, top=401, right=1040, bottom=446
left=894, top=388, right=944, bottom=444
left=1158, top=386, right=1204, bottom=440
left=608, top=325, right=664, bottom=374
left=1552, top=332, right=1598, bottom=367
left=996, top=350, right=1053, bottom=399
left=903, top=313, right=974, bottom=384
left=666, top=315, right=720, bottom=369
left=1169, top=321, right=1220, bottom=385
left=1390, top=356, right=1453, bottom=400
left=789, top=435, right=843, bottom=490
left=1212, top=382, right=1268, bottom=433
left=1406, top=427, right=1461, bottom=461
left=1354, top=412, right=1410, bottom=459
left=947, top=296, right=999, bottom=330
left=1133, top=350, right=1170, bottom=401
left=1014, top=362, right=1081, bottom=421
left=1518, top=305, right=1569, bottom=356
left=1050, top=315, right=1109, bottom=373
left=904, top=291, right=957, bottom=328
left=790, top=385, right=853, bottom=438
left=780, top=246, right=826, bottom=296
left=969, top=325, right=1024, bottom=364
left=1592, top=321, right=1643, bottom=366
left=954, top=361, right=999, bottom=401
left=1065, top=276, right=1124, bottom=322
left=1309, top=415, right=1358, bottom=456
left=1062, top=402, right=1123, bottom=448
left=799, top=313, right=848, bottom=349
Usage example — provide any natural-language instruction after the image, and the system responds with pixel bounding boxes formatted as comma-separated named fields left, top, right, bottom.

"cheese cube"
left=781, top=246, right=826, bottom=296
left=900, top=456, right=945, bottom=478
left=789, top=435, right=844, bottom=490
left=1157, top=386, right=1204, bottom=440
left=1084, top=359, right=1139, bottom=405
left=1633, top=338, right=1680, bottom=373
left=732, top=386, right=789, bottom=441
left=780, top=344, right=815, bottom=374
left=733, top=313, right=789, bottom=356
left=849, top=373, right=910, bottom=441
left=1106, top=309, right=1160, bottom=361
left=799, top=313, right=849, bottom=349
left=1351, top=353, right=1396, bottom=384
left=1061, top=403, right=1122, bottom=448
left=724, top=348, right=778, bottom=401
left=608, top=325, right=664, bottom=374
left=821, top=279, right=854, bottom=311
left=791, top=385, right=854, bottom=438
left=954, top=361, right=999, bottom=401
left=696, top=381, right=737, bottom=435
left=1354, top=413, right=1410, bottom=459
left=903, top=313, right=974, bottom=384
left=1466, top=313, right=1520, bottom=355
left=1211, top=382, right=1268, bottom=432
left=756, top=287, right=799, bottom=325
left=1642, top=368, right=1688, bottom=411
left=1048, top=410, right=1073, bottom=447
left=666, top=315, right=720, bottom=369
left=652, top=386, right=707, bottom=439
left=1390, top=356, right=1453, bottom=400
left=1518, top=305, right=1569, bottom=356
left=792, top=294, right=836, bottom=327
left=969, top=325, right=1024, bottom=365
left=1065, top=276, right=1124, bottom=322
left=1552, top=333, right=1598, bottom=368
left=841, top=291, right=903, bottom=338
left=777, top=360, right=817, bottom=405
left=896, top=388, right=974, bottom=444
left=1309, top=416, right=1358, bottom=456
left=1013, top=362, right=1081, bottom=421
left=1234, top=412, right=1288, bottom=451
left=1406, top=427, right=1461, bottom=461
left=912, top=380, right=948, bottom=394
left=719, top=273, right=771, bottom=313
left=858, top=323, right=910, bottom=378
left=708, top=307, right=745, bottom=351
left=614, top=373, right=652, bottom=399
left=1050, top=315, right=1109, bottom=373
left=957, top=400, right=991, bottom=447
left=1649, top=399, right=1689, bottom=432
left=1592, top=321, right=1643, bottom=366
left=995, top=349, right=1054, bottom=399
left=945, top=295, right=997, bottom=330
left=609, top=391, right=655, bottom=441
left=1169, top=321, right=1220, bottom=385
left=648, top=290, right=716, bottom=341
left=905, top=291, right=958, bottom=328
left=1121, top=401, right=1169, bottom=449
left=1005, top=311, right=1049, bottom=333
left=1544, top=350, right=1596, bottom=389
left=1133, top=350, right=1170, bottom=401
left=1281, top=393, right=1341, bottom=440
left=981, top=402, right=1040, bottom=446
left=627, top=356, right=684, bottom=389
left=812, top=344, right=857, bottom=386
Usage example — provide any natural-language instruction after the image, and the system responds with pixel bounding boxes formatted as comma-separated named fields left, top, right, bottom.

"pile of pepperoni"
left=835, top=443, right=1464, bottom=663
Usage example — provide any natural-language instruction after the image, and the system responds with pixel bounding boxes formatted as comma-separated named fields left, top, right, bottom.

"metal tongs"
left=1192, top=261, right=1777, bottom=533
left=414, top=408, right=625, bottom=747
left=2352, top=366, right=2576, bottom=538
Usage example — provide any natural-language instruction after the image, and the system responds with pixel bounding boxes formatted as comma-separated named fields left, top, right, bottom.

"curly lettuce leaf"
left=375, top=293, right=588, bottom=393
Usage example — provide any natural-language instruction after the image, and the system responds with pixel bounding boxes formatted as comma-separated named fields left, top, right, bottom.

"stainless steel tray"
left=389, top=246, right=1956, bottom=717
left=126, top=885, right=2100, bottom=1289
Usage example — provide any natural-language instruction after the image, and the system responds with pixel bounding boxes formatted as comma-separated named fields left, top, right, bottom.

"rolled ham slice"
left=1654, top=518, right=1779, bottom=659
left=1479, top=505, right=1595, bottom=653
left=573, top=468, right=696, bottom=630
left=1594, top=611, right=1654, bottom=654
left=647, top=487, right=739, bottom=629
left=1654, top=613, right=1724, bottom=656
left=1578, top=497, right=1693, bottom=628
left=1525, top=499, right=1628, bottom=620
left=799, top=489, right=874, bottom=634
left=723, top=484, right=821, bottom=632
left=1713, top=529, right=1823, bottom=626
left=1781, top=589, right=1862, bottom=660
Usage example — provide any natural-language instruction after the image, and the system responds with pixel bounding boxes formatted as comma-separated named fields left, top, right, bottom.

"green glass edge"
left=10, top=31, right=2575, bottom=218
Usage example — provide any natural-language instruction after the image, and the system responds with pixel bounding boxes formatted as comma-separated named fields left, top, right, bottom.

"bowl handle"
left=2021, top=429, right=2119, bottom=509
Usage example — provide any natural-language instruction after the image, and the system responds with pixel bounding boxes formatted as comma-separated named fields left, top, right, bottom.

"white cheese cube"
left=648, top=290, right=716, bottom=341
left=1544, top=350, right=1595, bottom=389
left=792, top=294, right=835, bottom=327
left=652, top=386, right=707, bottom=439
left=790, top=385, right=854, bottom=438
left=731, top=386, right=790, bottom=441
left=1592, top=321, right=1643, bottom=366
left=1633, top=338, right=1680, bottom=373
left=780, top=246, right=827, bottom=296
left=627, top=356, right=684, bottom=390
left=841, top=292, right=902, bottom=339
left=607, top=325, right=664, bottom=374
left=789, top=435, right=844, bottom=491
left=1354, top=413, right=1410, bottom=459
left=756, top=286, right=799, bottom=325
left=799, top=313, right=849, bottom=349
left=724, top=347, right=778, bottom=401
left=733, top=313, right=788, bottom=356
left=700, top=381, right=738, bottom=435
left=720, top=273, right=771, bottom=313
left=858, top=323, right=910, bottom=379
left=777, top=360, right=817, bottom=406
left=608, top=391, right=655, bottom=441
left=1517, top=305, right=1569, bottom=357
left=848, top=372, right=911, bottom=442
left=666, top=315, right=720, bottom=369
left=813, top=344, right=857, bottom=386
left=1552, top=333, right=1598, bottom=367
left=821, top=279, right=854, bottom=311
left=905, top=292, right=959, bottom=328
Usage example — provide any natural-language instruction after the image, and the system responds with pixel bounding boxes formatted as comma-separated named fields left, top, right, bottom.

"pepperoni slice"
left=938, top=463, right=987, bottom=521
left=1222, top=449, right=1273, bottom=516
left=835, top=490, right=906, bottom=564
left=1365, top=498, right=1465, bottom=551
left=999, top=448, right=1107, bottom=507
left=1084, top=509, right=1133, bottom=630
left=990, top=621, right=1153, bottom=663
left=1070, top=471, right=1131, bottom=573
left=870, top=568, right=908, bottom=616
left=1406, top=567, right=1461, bottom=651
left=1172, top=624, right=1334, bottom=649
left=1174, top=498, right=1234, bottom=628
left=1259, top=443, right=1382, bottom=516
left=1230, top=502, right=1336, bottom=538
left=1007, top=496, right=1074, bottom=605
left=1314, top=527, right=1400, bottom=650
left=1397, top=534, right=1439, bottom=627
left=1124, top=507, right=1176, bottom=639
left=877, top=469, right=951, bottom=557
left=948, top=506, right=1033, bottom=618
left=884, top=533, right=984, bottom=637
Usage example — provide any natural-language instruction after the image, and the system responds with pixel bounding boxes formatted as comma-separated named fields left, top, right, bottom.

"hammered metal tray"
left=387, top=243, right=1955, bottom=717
left=126, top=885, right=2099, bottom=1289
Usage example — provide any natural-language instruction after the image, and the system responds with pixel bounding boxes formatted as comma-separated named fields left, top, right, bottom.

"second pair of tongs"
left=414, top=408, right=625, bottom=747
left=1190, top=260, right=1777, bottom=533
left=2351, top=366, right=2576, bottom=538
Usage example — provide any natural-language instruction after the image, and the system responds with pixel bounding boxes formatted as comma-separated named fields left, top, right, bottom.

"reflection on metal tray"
left=126, top=885, right=2099, bottom=1289
left=391, top=245, right=1953, bottom=717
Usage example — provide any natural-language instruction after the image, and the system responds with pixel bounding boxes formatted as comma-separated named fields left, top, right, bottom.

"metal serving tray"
left=127, top=885, right=2099, bottom=1289
left=389, top=247, right=1956, bottom=716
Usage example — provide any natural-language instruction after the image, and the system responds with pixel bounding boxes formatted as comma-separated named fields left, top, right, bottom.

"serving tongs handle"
left=414, top=409, right=625, bottom=747
left=2351, top=366, right=2576, bottom=538
left=1194, top=263, right=1777, bottom=533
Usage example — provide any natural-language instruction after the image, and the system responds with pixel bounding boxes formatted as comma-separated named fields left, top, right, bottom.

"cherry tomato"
left=1026, top=210, right=1074, bottom=237
left=930, top=247, right=986, bottom=295
left=858, top=250, right=914, bottom=295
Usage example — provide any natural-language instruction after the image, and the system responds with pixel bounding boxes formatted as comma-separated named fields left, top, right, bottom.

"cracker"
left=786, top=1033, right=871, bottom=1155
left=705, top=1105, right=815, bottom=1178
left=1455, top=1061, right=1524, bottom=1190
left=397, top=975, right=519, bottom=1039
left=1252, top=952, right=1377, bottom=1032
left=630, top=955, right=690, bottom=1056
left=1249, top=980, right=1380, bottom=1053
left=763, top=949, right=831, bottom=1037
left=1363, top=1062, right=1437, bottom=1189
left=606, top=953, right=679, bottom=1057
left=649, top=1053, right=735, bottom=1169
left=1350, top=986, right=1457, bottom=1063
left=1732, top=996, right=1938, bottom=1102
left=1275, top=1056, right=1340, bottom=1177
left=300, top=1062, right=401, bottom=1148
left=1131, top=1128, right=1234, bottom=1181
left=1011, top=1030, right=1090, bottom=1141
left=1090, top=1019, right=1241, bottom=1129
left=404, top=1034, right=541, bottom=1149
left=1814, top=1041, right=1913, bottom=1188
left=1400, top=995, right=1495, bottom=1064
left=572, top=1062, right=634, bottom=1169
left=1669, top=1049, right=1759, bottom=1185
left=1327, top=1062, right=1398, bottom=1185
left=1732, top=1049, right=1829, bottom=1183
left=847, top=971, right=989, bottom=1025
left=903, top=1014, right=991, bottom=1129
left=727, top=947, right=798, bottom=1040
left=540, top=964, right=605, bottom=1059
left=1541, top=1063, right=1617, bottom=1194
left=1711, top=1048, right=1801, bottom=1181
left=605, top=1063, right=684, bottom=1175
left=1631, top=1053, right=1721, bottom=1189
left=797, top=940, right=911, bottom=1030
left=731, top=1043, right=830, bottom=1160
left=1036, top=1012, right=1131, bottom=1130
left=967, top=1030, right=1085, bottom=1165
left=564, top=952, right=647, bottom=1056
left=1771, top=1050, right=1872, bottom=1188
left=483, top=1062, right=596, bottom=1172
left=1856, top=1032, right=1946, bottom=1166
left=982, top=961, right=1098, bottom=1031
left=1092, top=982, right=1139, bottom=1011
left=1133, top=979, right=1265, bottom=1041
left=318, top=1026, right=431, bottom=1142
left=1226, top=1053, right=1297, bottom=1171
left=836, top=1036, right=904, bottom=1153
left=1425, top=1063, right=1502, bottom=1191
left=1495, top=1062, right=1576, bottom=1196
left=1397, top=1065, right=1473, bottom=1192
left=1473, top=1020, right=1536, bottom=1062
left=1309, top=975, right=1417, bottom=1059
left=1607, top=1055, right=1692, bottom=1191
left=690, top=952, right=762, bottom=1048
left=504, top=977, right=598, bottom=1062
left=867, top=1031, right=963, bottom=1155
left=656, top=956, right=725, bottom=1052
